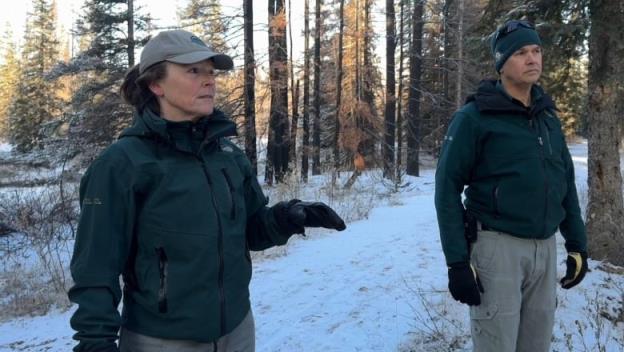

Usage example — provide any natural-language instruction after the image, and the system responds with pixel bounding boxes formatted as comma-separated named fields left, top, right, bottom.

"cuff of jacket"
left=271, top=200, right=304, bottom=236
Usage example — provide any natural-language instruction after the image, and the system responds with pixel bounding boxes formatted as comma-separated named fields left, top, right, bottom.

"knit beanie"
left=491, top=20, right=542, bottom=72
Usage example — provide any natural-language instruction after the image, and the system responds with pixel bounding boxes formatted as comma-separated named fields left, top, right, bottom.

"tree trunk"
left=288, top=0, right=298, bottom=166
left=127, top=0, right=134, bottom=67
left=358, top=0, right=376, bottom=159
left=455, top=0, right=464, bottom=110
left=290, top=79, right=300, bottom=167
left=586, top=0, right=624, bottom=265
left=243, top=0, right=257, bottom=172
left=383, top=0, right=396, bottom=179
left=333, top=0, right=345, bottom=183
left=301, top=0, right=310, bottom=182
left=406, top=0, right=423, bottom=176
left=267, top=0, right=290, bottom=184
left=395, top=0, right=406, bottom=184
left=266, top=0, right=276, bottom=185
left=355, top=0, right=360, bottom=103
left=442, top=0, right=452, bottom=108
left=312, top=0, right=322, bottom=175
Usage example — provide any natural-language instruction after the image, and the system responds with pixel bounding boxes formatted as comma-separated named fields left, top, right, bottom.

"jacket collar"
left=119, top=108, right=237, bottom=154
left=466, top=79, right=556, bottom=118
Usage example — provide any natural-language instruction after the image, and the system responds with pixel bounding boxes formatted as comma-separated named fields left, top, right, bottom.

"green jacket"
left=68, top=109, right=290, bottom=351
left=435, top=80, right=586, bottom=266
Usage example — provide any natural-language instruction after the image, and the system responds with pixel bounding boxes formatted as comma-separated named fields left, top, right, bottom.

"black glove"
left=273, top=199, right=346, bottom=235
left=448, top=262, right=484, bottom=306
left=560, top=251, right=588, bottom=289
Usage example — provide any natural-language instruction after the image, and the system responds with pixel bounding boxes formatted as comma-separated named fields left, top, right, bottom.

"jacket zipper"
left=155, top=247, right=168, bottom=313
left=537, top=121, right=549, bottom=236
left=199, top=160, right=227, bottom=336
left=221, top=168, right=236, bottom=220
left=530, top=117, right=549, bottom=235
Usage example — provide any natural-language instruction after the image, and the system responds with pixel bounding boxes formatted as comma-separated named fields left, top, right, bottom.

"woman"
left=68, top=29, right=346, bottom=352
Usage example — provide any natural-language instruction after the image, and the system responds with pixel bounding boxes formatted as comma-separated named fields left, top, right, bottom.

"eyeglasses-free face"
left=148, top=60, right=218, bottom=122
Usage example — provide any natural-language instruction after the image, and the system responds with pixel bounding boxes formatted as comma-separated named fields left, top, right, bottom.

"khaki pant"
left=119, top=309, right=255, bottom=352
left=469, top=230, right=556, bottom=352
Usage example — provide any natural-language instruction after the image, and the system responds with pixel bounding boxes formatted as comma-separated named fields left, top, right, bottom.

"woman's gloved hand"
left=273, top=199, right=346, bottom=235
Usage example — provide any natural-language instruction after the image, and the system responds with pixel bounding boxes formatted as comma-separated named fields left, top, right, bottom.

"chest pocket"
left=479, top=116, right=540, bottom=173
left=542, top=112, right=566, bottom=160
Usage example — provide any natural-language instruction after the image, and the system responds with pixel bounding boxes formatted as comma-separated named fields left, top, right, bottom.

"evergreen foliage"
left=51, top=0, right=151, bottom=154
left=465, top=0, right=589, bottom=135
left=0, top=26, right=20, bottom=140
left=179, top=0, right=229, bottom=54
left=8, top=0, right=63, bottom=153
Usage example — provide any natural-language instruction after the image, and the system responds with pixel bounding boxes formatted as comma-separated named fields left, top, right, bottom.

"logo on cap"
left=495, top=51, right=502, bottom=61
left=190, top=35, right=208, bottom=48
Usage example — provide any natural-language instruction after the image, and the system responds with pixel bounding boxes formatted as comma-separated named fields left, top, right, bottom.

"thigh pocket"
left=471, top=232, right=499, bottom=271
left=470, top=304, right=499, bottom=338
left=470, top=303, right=499, bottom=321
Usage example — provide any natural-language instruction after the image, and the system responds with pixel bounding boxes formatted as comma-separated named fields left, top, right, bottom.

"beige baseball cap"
left=139, top=29, right=234, bottom=74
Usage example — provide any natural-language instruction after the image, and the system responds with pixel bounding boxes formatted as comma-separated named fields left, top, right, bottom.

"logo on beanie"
left=190, top=35, right=208, bottom=48
left=495, top=51, right=502, bottom=61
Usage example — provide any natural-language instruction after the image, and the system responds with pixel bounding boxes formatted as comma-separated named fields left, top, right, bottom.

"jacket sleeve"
left=68, top=151, right=136, bottom=352
left=558, top=142, right=587, bottom=253
left=236, top=154, right=291, bottom=251
left=434, top=111, right=480, bottom=266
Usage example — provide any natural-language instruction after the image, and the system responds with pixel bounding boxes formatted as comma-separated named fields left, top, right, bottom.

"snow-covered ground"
left=0, top=141, right=623, bottom=351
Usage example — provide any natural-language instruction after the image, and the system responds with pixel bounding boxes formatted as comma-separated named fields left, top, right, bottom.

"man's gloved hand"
left=273, top=199, right=346, bottom=235
left=560, top=251, right=588, bottom=289
left=448, top=262, right=484, bottom=306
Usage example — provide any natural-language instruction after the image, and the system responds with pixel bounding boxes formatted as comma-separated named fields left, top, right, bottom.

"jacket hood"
left=119, top=108, right=237, bottom=144
left=466, top=79, right=556, bottom=118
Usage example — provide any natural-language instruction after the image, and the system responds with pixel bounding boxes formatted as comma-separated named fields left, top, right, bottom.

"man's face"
left=500, top=44, right=542, bottom=85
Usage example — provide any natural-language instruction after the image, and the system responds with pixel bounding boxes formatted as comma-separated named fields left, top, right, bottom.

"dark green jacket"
left=69, top=109, right=290, bottom=351
left=435, top=80, right=586, bottom=265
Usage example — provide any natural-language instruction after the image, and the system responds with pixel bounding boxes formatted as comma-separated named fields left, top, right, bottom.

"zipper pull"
left=538, top=136, right=543, bottom=146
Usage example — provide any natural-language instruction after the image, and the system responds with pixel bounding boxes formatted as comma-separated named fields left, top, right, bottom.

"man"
left=434, top=20, right=588, bottom=352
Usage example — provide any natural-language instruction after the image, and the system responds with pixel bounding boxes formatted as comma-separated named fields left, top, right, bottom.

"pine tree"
left=340, top=0, right=381, bottom=167
left=243, top=0, right=257, bottom=172
left=8, top=0, right=63, bottom=152
left=301, top=0, right=311, bottom=181
left=0, top=25, right=20, bottom=140
left=465, top=0, right=589, bottom=134
left=395, top=0, right=407, bottom=184
left=288, top=0, right=299, bottom=167
left=52, top=0, right=150, bottom=153
left=266, top=0, right=290, bottom=184
left=77, top=0, right=149, bottom=67
left=405, top=0, right=424, bottom=176
left=179, top=0, right=229, bottom=54
left=312, top=0, right=322, bottom=175
left=333, top=0, right=346, bottom=180
left=383, top=0, right=396, bottom=179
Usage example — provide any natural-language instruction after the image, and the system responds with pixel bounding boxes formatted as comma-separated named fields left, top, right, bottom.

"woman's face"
left=149, top=60, right=216, bottom=122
